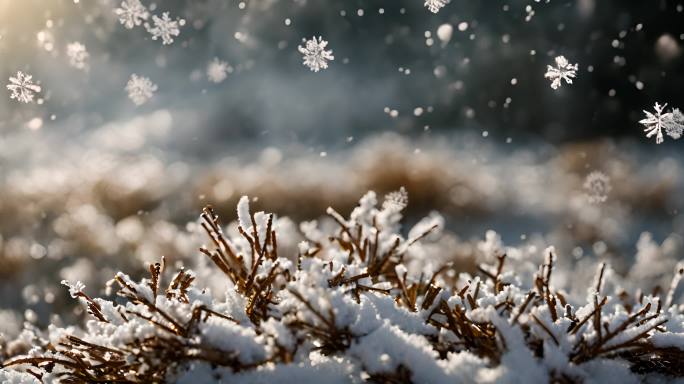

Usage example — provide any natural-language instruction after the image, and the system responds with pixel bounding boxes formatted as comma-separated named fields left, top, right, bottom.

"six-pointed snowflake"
left=207, top=58, right=232, bottom=83
left=583, top=171, right=611, bottom=204
left=114, top=0, right=149, bottom=29
left=125, top=74, right=157, bottom=106
left=145, top=12, right=185, bottom=45
left=662, top=108, right=684, bottom=141
left=298, top=36, right=334, bottom=72
left=424, top=0, right=447, bottom=13
left=6, top=71, right=42, bottom=103
left=66, top=42, right=89, bottom=70
left=639, top=102, right=678, bottom=144
left=544, top=55, right=579, bottom=89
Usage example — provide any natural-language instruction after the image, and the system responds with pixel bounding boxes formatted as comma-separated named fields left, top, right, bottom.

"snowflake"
left=6, top=71, right=41, bottom=103
left=424, top=0, right=447, bottom=13
left=114, top=0, right=149, bottom=29
left=544, top=55, right=579, bottom=90
left=640, top=102, right=683, bottom=144
left=66, top=42, right=89, bottom=70
left=125, top=74, right=157, bottom=106
left=298, top=36, right=334, bottom=72
left=145, top=12, right=185, bottom=45
left=583, top=171, right=611, bottom=204
left=207, top=58, right=232, bottom=83
left=383, top=187, right=409, bottom=212
left=664, top=108, right=684, bottom=140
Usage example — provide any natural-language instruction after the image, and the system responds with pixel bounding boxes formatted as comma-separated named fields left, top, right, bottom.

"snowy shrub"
left=1, top=190, right=683, bottom=383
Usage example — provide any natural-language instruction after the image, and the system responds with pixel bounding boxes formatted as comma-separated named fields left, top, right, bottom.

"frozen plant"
left=66, top=42, right=89, bottom=71
left=640, top=102, right=684, bottom=144
left=114, top=0, right=149, bottom=29
left=145, top=12, right=185, bottom=45
left=544, top=55, right=579, bottom=89
left=424, top=0, right=448, bottom=13
left=206, top=58, right=232, bottom=84
left=125, top=74, right=157, bottom=106
left=2, top=193, right=684, bottom=383
left=583, top=171, right=612, bottom=204
left=6, top=71, right=41, bottom=104
left=298, top=36, right=334, bottom=72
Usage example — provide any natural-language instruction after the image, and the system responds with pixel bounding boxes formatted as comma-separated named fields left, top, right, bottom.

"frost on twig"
left=2, top=192, right=684, bottom=383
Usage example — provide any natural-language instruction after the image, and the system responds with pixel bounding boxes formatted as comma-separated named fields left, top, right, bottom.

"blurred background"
left=0, top=0, right=682, bottom=337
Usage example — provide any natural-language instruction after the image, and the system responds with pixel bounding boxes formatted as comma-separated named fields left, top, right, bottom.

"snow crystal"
left=66, top=42, right=89, bottom=70
left=583, top=171, right=611, bottom=204
left=639, top=102, right=684, bottom=144
left=207, top=58, right=232, bottom=83
left=145, top=12, right=185, bottom=45
left=298, top=36, right=334, bottom=72
left=114, top=0, right=149, bottom=29
left=424, top=0, right=447, bottom=13
left=544, top=55, right=578, bottom=90
left=6, top=71, right=41, bottom=104
left=125, top=74, right=157, bottom=106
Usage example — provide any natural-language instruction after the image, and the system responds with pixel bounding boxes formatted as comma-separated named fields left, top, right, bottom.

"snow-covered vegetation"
left=1, top=189, right=684, bottom=383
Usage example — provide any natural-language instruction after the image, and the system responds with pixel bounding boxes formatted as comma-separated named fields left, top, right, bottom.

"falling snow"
left=424, top=0, right=448, bottom=13
left=145, top=12, right=185, bottom=45
left=125, top=74, right=157, bottom=106
left=6, top=71, right=41, bottom=103
left=114, top=0, right=149, bottom=29
left=206, top=58, right=232, bottom=83
left=298, top=36, right=334, bottom=72
left=583, top=171, right=612, bottom=204
left=640, top=102, right=684, bottom=144
left=544, top=55, right=579, bottom=89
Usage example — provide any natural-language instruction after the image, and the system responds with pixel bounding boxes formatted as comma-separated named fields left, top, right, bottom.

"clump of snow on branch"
left=125, top=74, right=157, bottom=106
left=583, top=171, right=611, bottom=204
left=424, top=0, right=448, bottom=13
left=298, top=36, right=334, bottom=72
left=3, top=192, right=684, bottom=382
left=544, top=55, right=579, bottom=89
left=639, top=102, right=684, bottom=144
left=6, top=71, right=41, bottom=104
left=145, top=12, right=185, bottom=45
left=114, top=0, right=149, bottom=29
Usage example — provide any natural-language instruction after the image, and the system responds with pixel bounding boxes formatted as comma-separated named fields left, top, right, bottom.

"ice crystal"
left=640, top=102, right=683, bottom=144
left=66, top=42, right=89, bottom=70
left=424, top=0, right=447, bottom=13
left=583, top=171, right=611, bottom=204
left=125, top=74, right=157, bottom=106
left=383, top=186, right=409, bottom=212
left=298, top=36, right=334, bottom=72
left=207, top=58, right=232, bottom=83
left=6, top=71, right=41, bottom=104
left=145, top=12, right=185, bottom=45
left=60, top=279, right=85, bottom=298
left=114, top=0, right=149, bottom=29
left=544, top=55, right=579, bottom=89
